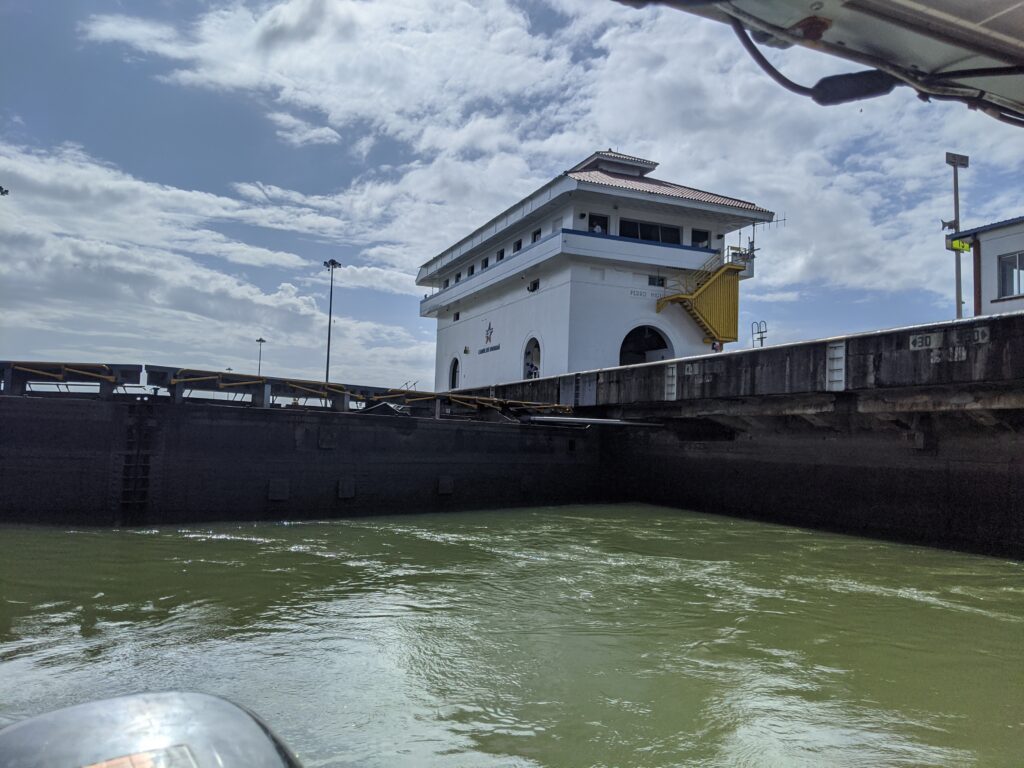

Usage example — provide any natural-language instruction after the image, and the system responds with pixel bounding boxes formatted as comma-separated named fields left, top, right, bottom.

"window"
left=443, top=278, right=450, bottom=289
left=588, top=214, right=609, bottom=234
left=468, top=265, right=475, bottom=276
left=551, top=217, right=562, bottom=233
left=639, top=222, right=660, bottom=241
left=453, top=311, right=460, bottom=321
left=496, top=248, right=505, bottom=262
left=482, top=257, right=489, bottom=269
left=527, top=278, right=540, bottom=293
left=532, top=228, right=542, bottom=243
left=455, top=272, right=462, bottom=283
left=619, top=218, right=680, bottom=245
left=648, top=275, right=665, bottom=287
left=999, top=252, right=1024, bottom=297
left=513, top=239, right=522, bottom=252
left=691, top=229, right=711, bottom=248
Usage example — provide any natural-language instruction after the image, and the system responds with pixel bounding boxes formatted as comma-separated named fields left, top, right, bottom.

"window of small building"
left=513, top=239, right=522, bottom=252
left=468, top=265, right=475, bottom=276
left=443, top=278, right=450, bottom=289
left=619, top=218, right=680, bottom=245
left=482, top=257, right=489, bottom=269
left=532, top=228, right=542, bottom=243
left=588, top=214, right=608, bottom=234
left=648, top=275, right=665, bottom=287
left=496, top=248, right=505, bottom=261
left=453, top=311, right=460, bottom=321
left=998, top=252, right=1024, bottom=297
left=455, top=272, right=462, bottom=283
left=691, top=229, right=711, bottom=248
left=527, top=278, right=540, bottom=293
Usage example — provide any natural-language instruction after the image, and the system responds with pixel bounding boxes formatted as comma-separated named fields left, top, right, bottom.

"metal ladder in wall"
left=826, top=341, right=846, bottom=392
left=118, top=403, right=156, bottom=525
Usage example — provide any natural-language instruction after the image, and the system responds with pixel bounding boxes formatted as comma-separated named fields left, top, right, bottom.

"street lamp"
left=945, top=151, right=969, bottom=319
left=256, top=337, right=266, bottom=377
left=323, top=259, right=341, bottom=386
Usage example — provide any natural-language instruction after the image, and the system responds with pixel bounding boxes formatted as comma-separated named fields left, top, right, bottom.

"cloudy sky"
left=2, top=0, right=1022, bottom=388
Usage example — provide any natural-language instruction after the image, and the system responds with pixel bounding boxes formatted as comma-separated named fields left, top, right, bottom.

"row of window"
left=442, top=228, right=545, bottom=289
left=440, top=216, right=711, bottom=290
left=618, top=219, right=710, bottom=248
left=998, top=252, right=1024, bottom=298
left=620, top=219, right=681, bottom=245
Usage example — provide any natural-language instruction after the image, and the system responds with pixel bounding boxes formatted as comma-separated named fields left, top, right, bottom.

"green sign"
left=950, top=239, right=971, bottom=252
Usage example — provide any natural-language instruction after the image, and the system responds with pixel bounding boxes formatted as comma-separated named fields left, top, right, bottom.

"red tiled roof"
left=568, top=169, right=771, bottom=215
left=567, top=150, right=658, bottom=173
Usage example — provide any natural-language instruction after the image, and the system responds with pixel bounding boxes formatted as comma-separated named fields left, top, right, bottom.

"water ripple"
left=1, top=505, right=1021, bottom=767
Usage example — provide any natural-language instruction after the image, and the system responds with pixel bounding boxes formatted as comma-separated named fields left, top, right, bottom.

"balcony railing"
left=419, top=229, right=731, bottom=309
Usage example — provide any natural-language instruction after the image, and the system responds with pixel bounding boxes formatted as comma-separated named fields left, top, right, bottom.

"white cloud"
left=80, top=0, right=574, bottom=149
left=746, top=290, right=802, bottom=303
left=302, top=265, right=422, bottom=297
left=266, top=112, right=342, bottom=147
left=0, top=142, right=310, bottom=268
left=0, top=141, right=433, bottom=386
left=80, top=0, right=1024, bottom=299
left=81, top=15, right=187, bottom=60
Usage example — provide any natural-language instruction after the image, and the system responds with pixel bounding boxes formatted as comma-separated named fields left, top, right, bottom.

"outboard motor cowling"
left=0, top=692, right=302, bottom=768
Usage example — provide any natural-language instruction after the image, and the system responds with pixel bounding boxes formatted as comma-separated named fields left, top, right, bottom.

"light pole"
left=323, top=259, right=341, bottom=386
left=256, top=337, right=266, bottom=376
left=945, top=151, right=969, bottom=319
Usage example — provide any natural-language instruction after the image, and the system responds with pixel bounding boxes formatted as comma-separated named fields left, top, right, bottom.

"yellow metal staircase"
left=656, top=249, right=751, bottom=343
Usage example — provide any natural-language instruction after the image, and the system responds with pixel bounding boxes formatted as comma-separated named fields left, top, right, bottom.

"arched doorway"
left=449, top=357, right=460, bottom=390
left=523, top=338, right=541, bottom=379
left=619, top=326, right=673, bottom=366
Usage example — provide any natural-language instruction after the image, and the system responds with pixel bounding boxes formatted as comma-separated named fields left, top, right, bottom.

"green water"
left=1, top=505, right=1021, bottom=767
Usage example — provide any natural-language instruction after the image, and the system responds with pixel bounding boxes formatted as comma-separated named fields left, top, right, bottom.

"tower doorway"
left=619, top=326, right=672, bottom=366
left=523, top=338, right=541, bottom=379
left=449, top=357, right=460, bottom=390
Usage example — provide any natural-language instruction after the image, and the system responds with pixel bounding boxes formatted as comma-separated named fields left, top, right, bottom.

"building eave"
left=948, top=214, right=1024, bottom=243
left=416, top=175, right=577, bottom=284
left=574, top=180, right=775, bottom=223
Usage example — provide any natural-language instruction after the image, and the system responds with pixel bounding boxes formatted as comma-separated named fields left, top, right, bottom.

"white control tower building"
left=417, top=150, right=774, bottom=390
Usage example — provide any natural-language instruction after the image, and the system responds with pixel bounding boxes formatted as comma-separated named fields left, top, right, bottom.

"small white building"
left=416, top=150, right=774, bottom=391
left=947, top=216, right=1024, bottom=316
